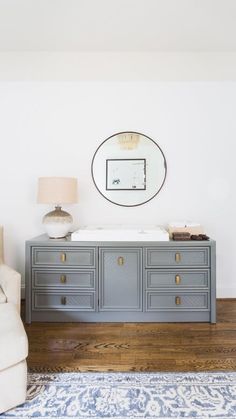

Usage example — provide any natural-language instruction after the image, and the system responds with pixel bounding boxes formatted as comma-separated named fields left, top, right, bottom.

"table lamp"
left=37, top=177, right=78, bottom=238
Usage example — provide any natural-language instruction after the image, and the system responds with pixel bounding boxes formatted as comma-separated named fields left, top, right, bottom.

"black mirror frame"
left=91, top=131, right=167, bottom=207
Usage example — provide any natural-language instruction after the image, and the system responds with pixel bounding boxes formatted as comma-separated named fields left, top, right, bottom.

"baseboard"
left=21, top=284, right=25, bottom=300
left=217, top=288, right=236, bottom=298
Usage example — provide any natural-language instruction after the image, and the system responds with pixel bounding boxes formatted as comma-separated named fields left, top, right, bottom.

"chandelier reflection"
left=118, top=133, right=140, bottom=150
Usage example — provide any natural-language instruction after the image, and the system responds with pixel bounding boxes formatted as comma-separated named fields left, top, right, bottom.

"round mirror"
left=91, top=131, right=167, bottom=207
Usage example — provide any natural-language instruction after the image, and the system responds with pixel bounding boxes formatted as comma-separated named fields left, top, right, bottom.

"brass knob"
left=175, top=275, right=181, bottom=285
left=60, top=253, right=66, bottom=262
left=61, top=296, right=67, bottom=305
left=60, top=275, right=67, bottom=284
left=175, top=252, right=181, bottom=263
left=175, top=296, right=181, bottom=305
left=118, top=256, right=124, bottom=266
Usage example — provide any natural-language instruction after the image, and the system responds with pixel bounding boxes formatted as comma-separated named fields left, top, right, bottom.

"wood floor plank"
left=22, top=299, right=236, bottom=372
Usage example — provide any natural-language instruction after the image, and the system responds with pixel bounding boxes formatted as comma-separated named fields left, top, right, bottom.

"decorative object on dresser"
left=0, top=226, right=28, bottom=414
left=37, top=177, right=78, bottom=239
left=168, top=221, right=204, bottom=239
left=172, top=232, right=210, bottom=241
left=25, top=231, right=216, bottom=324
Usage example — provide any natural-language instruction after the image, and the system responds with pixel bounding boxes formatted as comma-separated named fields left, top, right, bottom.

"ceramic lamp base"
left=43, top=206, right=72, bottom=238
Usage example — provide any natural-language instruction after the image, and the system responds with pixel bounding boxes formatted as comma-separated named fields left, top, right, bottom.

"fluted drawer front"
left=145, top=247, right=209, bottom=267
left=146, top=270, right=209, bottom=289
left=146, top=292, right=209, bottom=311
left=33, top=291, right=95, bottom=311
left=32, top=270, right=95, bottom=289
left=32, top=247, right=95, bottom=267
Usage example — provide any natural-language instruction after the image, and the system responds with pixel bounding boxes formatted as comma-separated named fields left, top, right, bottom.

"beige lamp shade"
left=37, top=177, right=78, bottom=205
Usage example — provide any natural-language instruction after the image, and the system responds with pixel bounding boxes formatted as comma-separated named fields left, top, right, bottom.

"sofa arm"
left=0, top=264, right=21, bottom=314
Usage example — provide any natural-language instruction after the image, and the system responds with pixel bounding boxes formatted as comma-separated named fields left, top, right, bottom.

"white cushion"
left=0, top=303, right=28, bottom=371
left=0, top=287, right=6, bottom=303
left=0, top=360, right=27, bottom=414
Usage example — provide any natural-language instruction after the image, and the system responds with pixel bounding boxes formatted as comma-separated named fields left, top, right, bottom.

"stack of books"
left=172, top=232, right=191, bottom=241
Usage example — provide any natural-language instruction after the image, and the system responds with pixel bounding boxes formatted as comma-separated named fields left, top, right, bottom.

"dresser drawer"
left=145, top=247, right=209, bottom=267
left=32, top=269, right=95, bottom=289
left=146, top=291, right=209, bottom=311
left=32, top=291, right=96, bottom=311
left=146, top=270, right=209, bottom=289
left=32, top=247, right=96, bottom=267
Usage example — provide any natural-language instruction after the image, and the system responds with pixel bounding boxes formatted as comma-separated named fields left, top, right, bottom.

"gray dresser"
left=25, top=235, right=216, bottom=323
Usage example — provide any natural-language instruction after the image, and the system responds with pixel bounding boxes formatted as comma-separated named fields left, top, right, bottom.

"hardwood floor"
left=23, top=299, right=236, bottom=372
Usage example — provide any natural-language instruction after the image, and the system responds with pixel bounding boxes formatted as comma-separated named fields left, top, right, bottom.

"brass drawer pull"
left=175, top=296, right=181, bottom=305
left=60, top=253, right=66, bottom=263
left=175, top=275, right=181, bottom=285
left=118, top=256, right=124, bottom=266
left=175, top=252, right=181, bottom=263
left=61, top=296, right=67, bottom=305
left=60, top=275, right=67, bottom=284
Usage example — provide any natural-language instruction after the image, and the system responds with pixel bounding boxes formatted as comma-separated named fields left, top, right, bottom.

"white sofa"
left=0, top=226, right=28, bottom=414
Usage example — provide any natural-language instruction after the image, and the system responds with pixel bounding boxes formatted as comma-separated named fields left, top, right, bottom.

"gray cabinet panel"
left=145, top=247, right=209, bottom=267
left=146, top=292, right=209, bottom=311
left=99, top=248, right=142, bottom=311
left=33, top=291, right=95, bottom=311
left=146, top=270, right=209, bottom=289
left=33, top=247, right=95, bottom=267
left=32, top=269, right=95, bottom=289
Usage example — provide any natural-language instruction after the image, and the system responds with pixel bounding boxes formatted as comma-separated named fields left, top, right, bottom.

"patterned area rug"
left=1, top=372, right=236, bottom=418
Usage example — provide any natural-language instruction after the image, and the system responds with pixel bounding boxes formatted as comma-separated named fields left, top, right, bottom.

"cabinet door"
left=99, top=248, right=142, bottom=311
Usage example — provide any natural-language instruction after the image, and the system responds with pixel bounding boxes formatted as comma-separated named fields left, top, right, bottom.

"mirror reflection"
left=91, top=131, right=167, bottom=207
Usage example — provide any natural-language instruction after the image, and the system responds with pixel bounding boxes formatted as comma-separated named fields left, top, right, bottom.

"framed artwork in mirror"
left=106, top=158, right=146, bottom=191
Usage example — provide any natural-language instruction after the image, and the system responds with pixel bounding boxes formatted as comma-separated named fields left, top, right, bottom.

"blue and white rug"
left=1, top=372, right=236, bottom=418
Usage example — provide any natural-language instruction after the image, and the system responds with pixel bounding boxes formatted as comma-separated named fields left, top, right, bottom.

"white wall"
left=1, top=52, right=236, bottom=81
left=0, top=52, right=235, bottom=297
